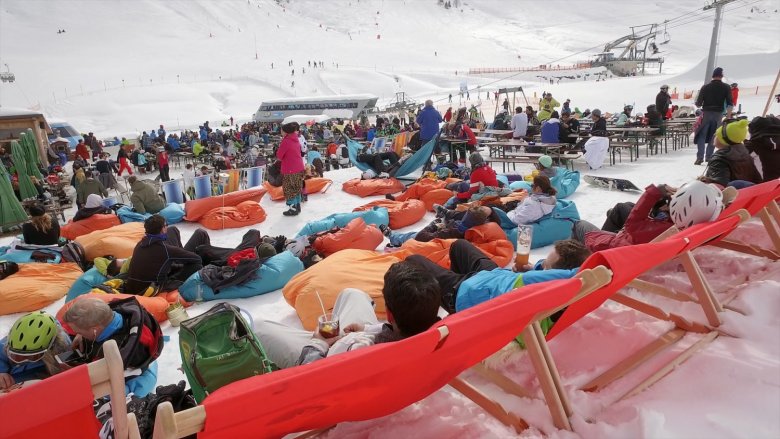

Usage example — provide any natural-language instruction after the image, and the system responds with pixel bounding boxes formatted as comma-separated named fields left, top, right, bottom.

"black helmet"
left=731, top=83, right=738, bottom=88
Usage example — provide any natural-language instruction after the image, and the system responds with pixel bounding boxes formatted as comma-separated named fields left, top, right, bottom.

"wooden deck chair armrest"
left=153, top=402, right=207, bottom=439
left=729, top=208, right=751, bottom=224
left=532, top=266, right=613, bottom=322
left=88, top=340, right=129, bottom=439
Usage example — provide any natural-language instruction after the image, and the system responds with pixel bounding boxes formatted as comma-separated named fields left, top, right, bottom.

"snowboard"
left=584, top=175, right=641, bottom=192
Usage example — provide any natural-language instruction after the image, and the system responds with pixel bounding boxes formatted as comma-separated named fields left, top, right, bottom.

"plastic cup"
left=318, top=313, right=340, bottom=338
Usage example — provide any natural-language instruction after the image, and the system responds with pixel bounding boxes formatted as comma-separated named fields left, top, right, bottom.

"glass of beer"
left=318, top=313, right=340, bottom=338
left=515, top=225, right=533, bottom=270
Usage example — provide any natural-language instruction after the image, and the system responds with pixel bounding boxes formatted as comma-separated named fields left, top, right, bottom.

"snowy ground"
left=1, top=0, right=779, bottom=437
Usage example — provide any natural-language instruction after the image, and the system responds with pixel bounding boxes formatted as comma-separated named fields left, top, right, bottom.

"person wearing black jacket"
left=124, top=215, right=203, bottom=295
left=590, top=109, right=608, bottom=136
left=703, top=119, right=761, bottom=188
left=694, top=67, right=733, bottom=165
left=559, top=111, right=580, bottom=146
left=656, top=85, right=672, bottom=119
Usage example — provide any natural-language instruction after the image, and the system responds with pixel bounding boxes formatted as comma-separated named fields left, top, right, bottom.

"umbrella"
left=20, top=130, right=44, bottom=180
left=0, top=161, right=28, bottom=227
left=11, top=140, right=39, bottom=200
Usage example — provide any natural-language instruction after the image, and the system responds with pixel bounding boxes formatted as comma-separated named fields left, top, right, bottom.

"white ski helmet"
left=361, top=169, right=377, bottom=180
left=669, top=180, right=724, bottom=229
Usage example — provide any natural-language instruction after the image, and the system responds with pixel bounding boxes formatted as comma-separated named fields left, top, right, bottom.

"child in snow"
left=507, top=175, right=557, bottom=226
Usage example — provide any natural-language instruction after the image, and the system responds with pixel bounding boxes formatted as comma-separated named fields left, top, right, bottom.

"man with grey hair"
left=415, top=99, right=443, bottom=148
left=64, top=296, right=163, bottom=396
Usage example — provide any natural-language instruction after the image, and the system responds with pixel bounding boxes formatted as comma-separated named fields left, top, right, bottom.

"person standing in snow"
left=656, top=85, right=672, bottom=120
left=694, top=67, right=733, bottom=165
left=537, top=93, right=560, bottom=122
left=277, top=122, right=305, bottom=216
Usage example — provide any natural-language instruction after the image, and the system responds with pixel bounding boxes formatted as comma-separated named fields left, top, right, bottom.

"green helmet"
left=8, top=311, right=58, bottom=354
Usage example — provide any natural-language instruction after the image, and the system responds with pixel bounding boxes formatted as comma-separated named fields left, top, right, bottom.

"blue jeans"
left=727, top=180, right=755, bottom=189
left=388, top=231, right=417, bottom=246
left=696, top=111, right=721, bottom=161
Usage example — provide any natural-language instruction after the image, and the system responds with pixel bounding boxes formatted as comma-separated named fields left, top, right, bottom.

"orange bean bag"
left=342, top=178, right=404, bottom=197
left=263, top=178, right=332, bottom=201
left=184, top=188, right=267, bottom=221
left=199, top=201, right=267, bottom=230
left=353, top=199, right=426, bottom=229
left=75, top=222, right=145, bottom=261
left=60, top=214, right=121, bottom=240
left=312, top=217, right=384, bottom=257
left=420, top=189, right=455, bottom=211
left=0, top=263, right=83, bottom=316
left=393, top=178, right=447, bottom=200
left=393, top=222, right=514, bottom=269
left=283, top=249, right=399, bottom=330
left=56, top=290, right=184, bottom=323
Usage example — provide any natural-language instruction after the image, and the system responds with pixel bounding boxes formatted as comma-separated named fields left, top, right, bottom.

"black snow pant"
left=357, top=151, right=399, bottom=174
left=601, top=202, right=635, bottom=233
left=160, top=226, right=210, bottom=290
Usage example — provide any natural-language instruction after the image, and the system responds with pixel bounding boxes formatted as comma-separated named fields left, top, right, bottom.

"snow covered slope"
left=0, top=0, right=778, bottom=135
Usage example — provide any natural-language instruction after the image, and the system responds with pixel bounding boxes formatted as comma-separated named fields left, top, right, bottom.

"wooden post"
left=532, top=322, right=573, bottom=417
left=521, top=326, right=572, bottom=430
left=152, top=401, right=177, bottom=439
left=104, top=340, right=128, bottom=439
left=762, top=69, right=780, bottom=117
left=448, top=377, right=529, bottom=433
left=128, top=413, right=142, bottom=439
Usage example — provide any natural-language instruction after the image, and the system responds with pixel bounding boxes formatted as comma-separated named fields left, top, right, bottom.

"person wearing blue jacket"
left=406, top=238, right=591, bottom=314
left=0, top=312, right=71, bottom=390
left=415, top=100, right=443, bottom=145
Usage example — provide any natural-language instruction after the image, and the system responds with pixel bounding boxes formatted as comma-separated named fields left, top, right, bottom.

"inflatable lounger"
left=199, top=201, right=266, bottom=230
left=393, top=222, right=514, bottom=269
left=263, top=178, right=332, bottom=201
left=342, top=178, right=405, bottom=197
left=75, top=222, right=146, bottom=260
left=354, top=199, right=426, bottom=230
left=184, top=188, right=267, bottom=221
left=60, top=214, right=121, bottom=240
left=296, top=207, right=390, bottom=237
left=116, top=204, right=185, bottom=225
left=179, top=251, right=303, bottom=302
left=312, top=217, right=384, bottom=257
left=283, top=249, right=401, bottom=330
left=0, top=263, right=83, bottom=316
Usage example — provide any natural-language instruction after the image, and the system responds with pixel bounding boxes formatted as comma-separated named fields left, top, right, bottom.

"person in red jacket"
left=75, top=139, right=90, bottom=162
left=157, top=150, right=170, bottom=182
left=277, top=122, right=306, bottom=216
left=443, top=107, right=453, bottom=123
left=571, top=184, right=676, bottom=252
left=444, top=153, right=498, bottom=208
left=731, top=83, right=739, bottom=108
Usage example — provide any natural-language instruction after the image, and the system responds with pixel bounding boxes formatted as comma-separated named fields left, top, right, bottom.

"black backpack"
left=61, top=241, right=90, bottom=272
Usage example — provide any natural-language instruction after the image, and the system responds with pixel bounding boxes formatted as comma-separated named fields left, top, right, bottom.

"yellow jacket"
left=538, top=98, right=561, bottom=121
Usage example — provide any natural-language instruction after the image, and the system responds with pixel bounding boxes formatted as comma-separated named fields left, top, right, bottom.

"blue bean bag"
left=66, top=267, right=109, bottom=301
left=295, top=207, right=390, bottom=237
left=530, top=199, right=580, bottom=248
left=492, top=208, right=518, bottom=251
left=509, top=181, right=532, bottom=192
left=117, top=203, right=185, bottom=225
left=550, top=168, right=580, bottom=199
left=179, top=251, right=304, bottom=301
left=0, top=249, right=62, bottom=264
left=496, top=174, right=509, bottom=188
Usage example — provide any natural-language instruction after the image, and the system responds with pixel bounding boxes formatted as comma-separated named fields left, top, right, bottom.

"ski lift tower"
left=384, top=91, right=417, bottom=112
left=591, top=24, right=665, bottom=76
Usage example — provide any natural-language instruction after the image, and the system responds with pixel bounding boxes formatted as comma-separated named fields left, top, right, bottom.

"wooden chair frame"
left=87, top=339, right=141, bottom=439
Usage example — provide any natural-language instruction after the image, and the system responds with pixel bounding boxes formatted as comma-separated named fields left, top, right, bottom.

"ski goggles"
left=5, top=345, right=46, bottom=364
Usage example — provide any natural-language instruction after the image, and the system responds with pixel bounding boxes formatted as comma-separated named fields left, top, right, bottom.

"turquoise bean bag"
left=530, top=199, right=580, bottom=248
left=117, top=203, right=185, bottom=225
left=509, top=181, right=532, bottom=192
left=66, top=267, right=109, bottom=301
left=179, top=251, right=303, bottom=301
left=296, top=207, right=390, bottom=237
left=508, top=168, right=580, bottom=199
left=0, top=249, right=62, bottom=264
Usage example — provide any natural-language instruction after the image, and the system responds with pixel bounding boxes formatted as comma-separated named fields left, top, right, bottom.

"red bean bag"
left=393, top=222, right=514, bottom=269
left=75, top=222, right=145, bottom=260
left=199, top=201, right=267, bottom=230
left=312, top=217, right=384, bottom=257
left=353, top=199, right=426, bottom=229
left=56, top=290, right=185, bottom=323
left=60, top=214, right=121, bottom=240
left=420, top=189, right=455, bottom=211
left=263, top=178, right=332, bottom=201
left=184, top=188, right=267, bottom=221
left=342, top=178, right=404, bottom=197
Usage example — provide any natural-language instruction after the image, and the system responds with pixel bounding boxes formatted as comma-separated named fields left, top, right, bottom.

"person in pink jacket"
left=277, top=122, right=306, bottom=216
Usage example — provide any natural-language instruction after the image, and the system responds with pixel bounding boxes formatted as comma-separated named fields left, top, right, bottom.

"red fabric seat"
left=198, top=278, right=582, bottom=439
left=720, top=179, right=780, bottom=217
left=0, top=364, right=100, bottom=438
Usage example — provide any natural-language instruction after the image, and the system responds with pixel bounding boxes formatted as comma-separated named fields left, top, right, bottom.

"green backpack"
left=179, top=303, right=276, bottom=403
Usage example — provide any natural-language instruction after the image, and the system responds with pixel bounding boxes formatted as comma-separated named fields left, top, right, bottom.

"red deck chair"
left=152, top=273, right=609, bottom=438
left=0, top=340, right=138, bottom=439
left=714, top=179, right=780, bottom=260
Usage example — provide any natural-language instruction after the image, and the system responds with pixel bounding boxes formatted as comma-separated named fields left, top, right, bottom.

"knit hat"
left=85, top=194, right=104, bottom=209
left=592, top=109, right=602, bottom=117
left=715, top=119, right=749, bottom=145
left=538, top=155, right=553, bottom=168
left=712, top=67, right=724, bottom=78
left=468, top=152, right=484, bottom=168
left=256, top=243, right=277, bottom=259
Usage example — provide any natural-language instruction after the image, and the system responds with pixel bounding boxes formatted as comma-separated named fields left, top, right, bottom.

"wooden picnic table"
left=482, top=129, right=513, bottom=136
